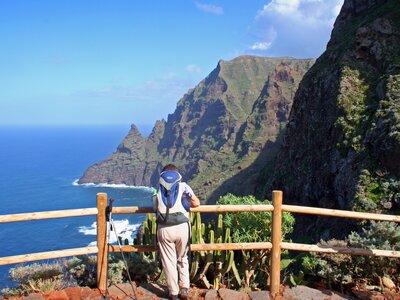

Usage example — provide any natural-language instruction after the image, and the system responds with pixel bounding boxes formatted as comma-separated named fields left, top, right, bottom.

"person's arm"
left=183, top=183, right=200, bottom=208
left=190, top=194, right=200, bottom=208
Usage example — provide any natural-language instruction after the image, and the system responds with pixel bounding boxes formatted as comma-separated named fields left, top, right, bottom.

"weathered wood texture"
left=96, top=193, right=108, bottom=292
left=112, top=204, right=274, bottom=214
left=0, top=208, right=98, bottom=223
left=281, top=242, right=400, bottom=258
left=270, top=190, right=283, bottom=295
left=0, top=247, right=97, bottom=266
left=108, top=242, right=272, bottom=253
left=282, top=205, right=400, bottom=222
left=2, top=241, right=398, bottom=267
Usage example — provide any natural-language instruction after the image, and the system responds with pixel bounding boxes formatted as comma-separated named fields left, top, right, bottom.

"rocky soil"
left=3, top=283, right=399, bottom=300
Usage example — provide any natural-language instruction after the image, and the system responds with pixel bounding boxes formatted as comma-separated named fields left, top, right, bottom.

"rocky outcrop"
left=79, top=56, right=314, bottom=201
left=79, top=124, right=159, bottom=186
left=259, top=0, right=400, bottom=239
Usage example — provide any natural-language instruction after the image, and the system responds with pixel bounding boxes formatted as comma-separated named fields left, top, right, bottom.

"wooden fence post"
left=96, top=193, right=108, bottom=291
left=270, top=190, right=283, bottom=296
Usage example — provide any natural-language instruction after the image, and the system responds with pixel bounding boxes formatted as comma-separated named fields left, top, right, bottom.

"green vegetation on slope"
left=79, top=56, right=314, bottom=203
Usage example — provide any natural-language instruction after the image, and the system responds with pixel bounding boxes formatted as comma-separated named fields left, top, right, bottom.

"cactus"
left=190, top=212, right=202, bottom=280
left=213, top=215, right=237, bottom=289
left=190, top=214, right=214, bottom=287
left=217, top=214, right=223, bottom=239
left=148, top=214, right=158, bottom=261
left=134, top=213, right=159, bottom=262
left=289, top=271, right=304, bottom=287
left=137, top=211, right=262, bottom=289
left=214, top=250, right=236, bottom=289
left=195, top=230, right=214, bottom=288
left=189, top=252, right=200, bottom=279
left=143, top=214, right=151, bottom=245
left=231, top=258, right=242, bottom=286
left=188, top=213, right=241, bottom=289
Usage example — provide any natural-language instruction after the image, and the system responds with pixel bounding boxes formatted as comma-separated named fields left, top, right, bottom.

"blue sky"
left=0, top=0, right=343, bottom=130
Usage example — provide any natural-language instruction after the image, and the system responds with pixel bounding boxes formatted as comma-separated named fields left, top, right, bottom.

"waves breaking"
left=79, top=220, right=142, bottom=246
left=72, top=179, right=152, bottom=190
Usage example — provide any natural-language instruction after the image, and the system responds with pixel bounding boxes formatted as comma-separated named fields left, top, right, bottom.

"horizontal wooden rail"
left=112, top=204, right=274, bottom=214
left=109, top=245, right=157, bottom=252
left=4, top=239, right=397, bottom=266
left=282, top=205, right=400, bottom=222
left=281, top=242, right=400, bottom=258
left=109, top=241, right=399, bottom=258
left=3, top=204, right=397, bottom=223
left=190, top=242, right=272, bottom=251
left=112, top=207, right=153, bottom=214
left=191, top=204, right=274, bottom=213
left=0, top=247, right=98, bottom=266
left=0, top=208, right=98, bottom=223
left=109, top=242, right=273, bottom=253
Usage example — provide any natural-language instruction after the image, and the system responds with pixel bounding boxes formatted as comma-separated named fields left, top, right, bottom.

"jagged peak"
left=149, top=119, right=166, bottom=137
left=145, top=119, right=166, bottom=145
left=127, top=123, right=143, bottom=138
left=154, top=119, right=166, bottom=127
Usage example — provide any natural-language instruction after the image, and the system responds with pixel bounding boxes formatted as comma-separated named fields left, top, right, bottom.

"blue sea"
left=0, top=126, right=153, bottom=289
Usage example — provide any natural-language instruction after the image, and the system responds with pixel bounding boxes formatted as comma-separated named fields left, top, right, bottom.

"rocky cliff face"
left=259, top=0, right=400, bottom=239
left=79, top=56, right=314, bottom=201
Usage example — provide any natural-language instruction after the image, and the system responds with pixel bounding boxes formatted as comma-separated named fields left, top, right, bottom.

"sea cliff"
left=79, top=56, right=314, bottom=202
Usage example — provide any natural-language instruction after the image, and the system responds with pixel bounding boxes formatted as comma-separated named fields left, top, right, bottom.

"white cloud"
left=248, top=0, right=344, bottom=58
left=186, top=64, right=203, bottom=74
left=195, top=2, right=224, bottom=15
left=258, top=0, right=300, bottom=16
left=249, top=42, right=272, bottom=50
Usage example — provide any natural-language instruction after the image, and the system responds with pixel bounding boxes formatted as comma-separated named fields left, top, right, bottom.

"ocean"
left=0, top=126, right=153, bottom=289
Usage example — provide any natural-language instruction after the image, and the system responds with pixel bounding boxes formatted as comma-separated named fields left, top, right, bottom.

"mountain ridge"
left=79, top=55, right=314, bottom=201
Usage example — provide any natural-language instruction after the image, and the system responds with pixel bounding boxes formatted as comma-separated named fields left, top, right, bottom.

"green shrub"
left=65, top=256, right=97, bottom=287
left=355, top=170, right=400, bottom=212
left=217, top=194, right=295, bottom=243
left=313, top=239, right=352, bottom=292
left=217, top=194, right=295, bottom=289
left=1, top=261, right=74, bottom=296
left=347, top=221, right=400, bottom=284
left=127, top=253, right=160, bottom=282
left=8, top=262, right=64, bottom=283
left=304, top=222, right=400, bottom=292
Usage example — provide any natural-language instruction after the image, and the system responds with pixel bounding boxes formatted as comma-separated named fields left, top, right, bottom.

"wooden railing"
left=0, top=190, right=399, bottom=296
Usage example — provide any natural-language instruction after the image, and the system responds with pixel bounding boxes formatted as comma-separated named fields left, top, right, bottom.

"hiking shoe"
left=178, top=288, right=189, bottom=299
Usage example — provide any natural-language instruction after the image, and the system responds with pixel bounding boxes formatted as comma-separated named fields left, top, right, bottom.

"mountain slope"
left=258, top=0, right=400, bottom=238
left=79, top=56, right=314, bottom=201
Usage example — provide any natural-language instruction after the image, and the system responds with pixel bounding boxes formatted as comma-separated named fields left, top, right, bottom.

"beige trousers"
left=157, top=222, right=190, bottom=296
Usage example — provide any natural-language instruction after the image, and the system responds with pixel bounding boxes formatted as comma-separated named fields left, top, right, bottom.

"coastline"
left=72, top=179, right=153, bottom=191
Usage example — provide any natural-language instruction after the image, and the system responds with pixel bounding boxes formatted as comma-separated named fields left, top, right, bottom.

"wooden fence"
left=0, top=190, right=400, bottom=296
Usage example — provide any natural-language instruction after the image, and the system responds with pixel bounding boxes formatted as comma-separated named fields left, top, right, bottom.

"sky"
left=0, top=0, right=344, bottom=130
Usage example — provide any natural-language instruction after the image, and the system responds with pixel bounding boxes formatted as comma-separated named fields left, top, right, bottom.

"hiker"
left=153, top=164, right=200, bottom=300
